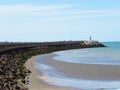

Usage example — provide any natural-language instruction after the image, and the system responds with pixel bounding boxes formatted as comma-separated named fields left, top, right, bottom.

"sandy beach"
left=25, top=54, right=120, bottom=90
left=42, top=54, right=120, bottom=81
left=25, top=56, right=75, bottom=90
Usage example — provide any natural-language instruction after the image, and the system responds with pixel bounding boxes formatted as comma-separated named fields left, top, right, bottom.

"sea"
left=35, top=42, right=120, bottom=90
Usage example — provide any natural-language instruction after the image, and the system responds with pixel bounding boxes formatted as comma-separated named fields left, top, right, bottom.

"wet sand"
left=25, top=56, right=75, bottom=90
left=25, top=54, right=120, bottom=90
left=42, top=54, right=120, bottom=81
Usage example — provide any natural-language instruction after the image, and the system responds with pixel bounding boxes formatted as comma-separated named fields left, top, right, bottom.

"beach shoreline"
left=26, top=53, right=120, bottom=90
left=25, top=55, right=75, bottom=90
left=41, top=54, right=120, bottom=81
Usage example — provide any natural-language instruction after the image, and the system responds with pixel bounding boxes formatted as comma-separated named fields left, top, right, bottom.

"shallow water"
left=35, top=42, right=120, bottom=90
left=53, top=42, right=120, bottom=65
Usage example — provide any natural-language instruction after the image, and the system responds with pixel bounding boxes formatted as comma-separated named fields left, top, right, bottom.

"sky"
left=0, top=0, right=120, bottom=42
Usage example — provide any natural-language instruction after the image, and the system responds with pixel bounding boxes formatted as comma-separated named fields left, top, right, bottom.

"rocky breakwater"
left=0, top=41, right=106, bottom=90
left=0, top=54, right=31, bottom=90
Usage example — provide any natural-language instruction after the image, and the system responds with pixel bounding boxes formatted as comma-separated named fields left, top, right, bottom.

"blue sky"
left=0, top=0, right=120, bottom=42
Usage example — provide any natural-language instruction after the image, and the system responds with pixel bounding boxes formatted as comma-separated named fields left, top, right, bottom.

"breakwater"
left=0, top=41, right=105, bottom=90
left=0, top=41, right=105, bottom=54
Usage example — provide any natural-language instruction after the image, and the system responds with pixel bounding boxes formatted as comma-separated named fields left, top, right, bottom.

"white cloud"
left=0, top=4, right=120, bottom=20
left=0, top=4, right=75, bottom=16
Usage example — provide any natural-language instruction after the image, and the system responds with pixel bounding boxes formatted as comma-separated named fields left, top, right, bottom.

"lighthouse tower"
left=89, top=36, right=92, bottom=42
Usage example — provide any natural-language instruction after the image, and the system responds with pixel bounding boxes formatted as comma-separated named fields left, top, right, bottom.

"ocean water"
left=35, top=42, right=120, bottom=90
left=53, top=42, right=120, bottom=65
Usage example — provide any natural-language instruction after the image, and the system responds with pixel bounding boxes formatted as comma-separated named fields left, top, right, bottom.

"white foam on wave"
left=45, top=76, right=120, bottom=90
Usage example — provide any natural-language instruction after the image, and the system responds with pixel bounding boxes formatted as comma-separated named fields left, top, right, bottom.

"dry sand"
left=25, top=56, right=75, bottom=90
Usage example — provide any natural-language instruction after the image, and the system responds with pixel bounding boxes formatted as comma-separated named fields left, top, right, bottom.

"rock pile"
left=0, top=54, right=29, bottom=90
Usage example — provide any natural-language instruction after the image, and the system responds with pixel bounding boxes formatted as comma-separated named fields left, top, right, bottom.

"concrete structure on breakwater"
left=0, top=41, right=105, bottom=54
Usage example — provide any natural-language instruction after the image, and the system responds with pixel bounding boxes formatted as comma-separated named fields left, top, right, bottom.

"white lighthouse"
left=89, top=36, right=92, bottom=42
